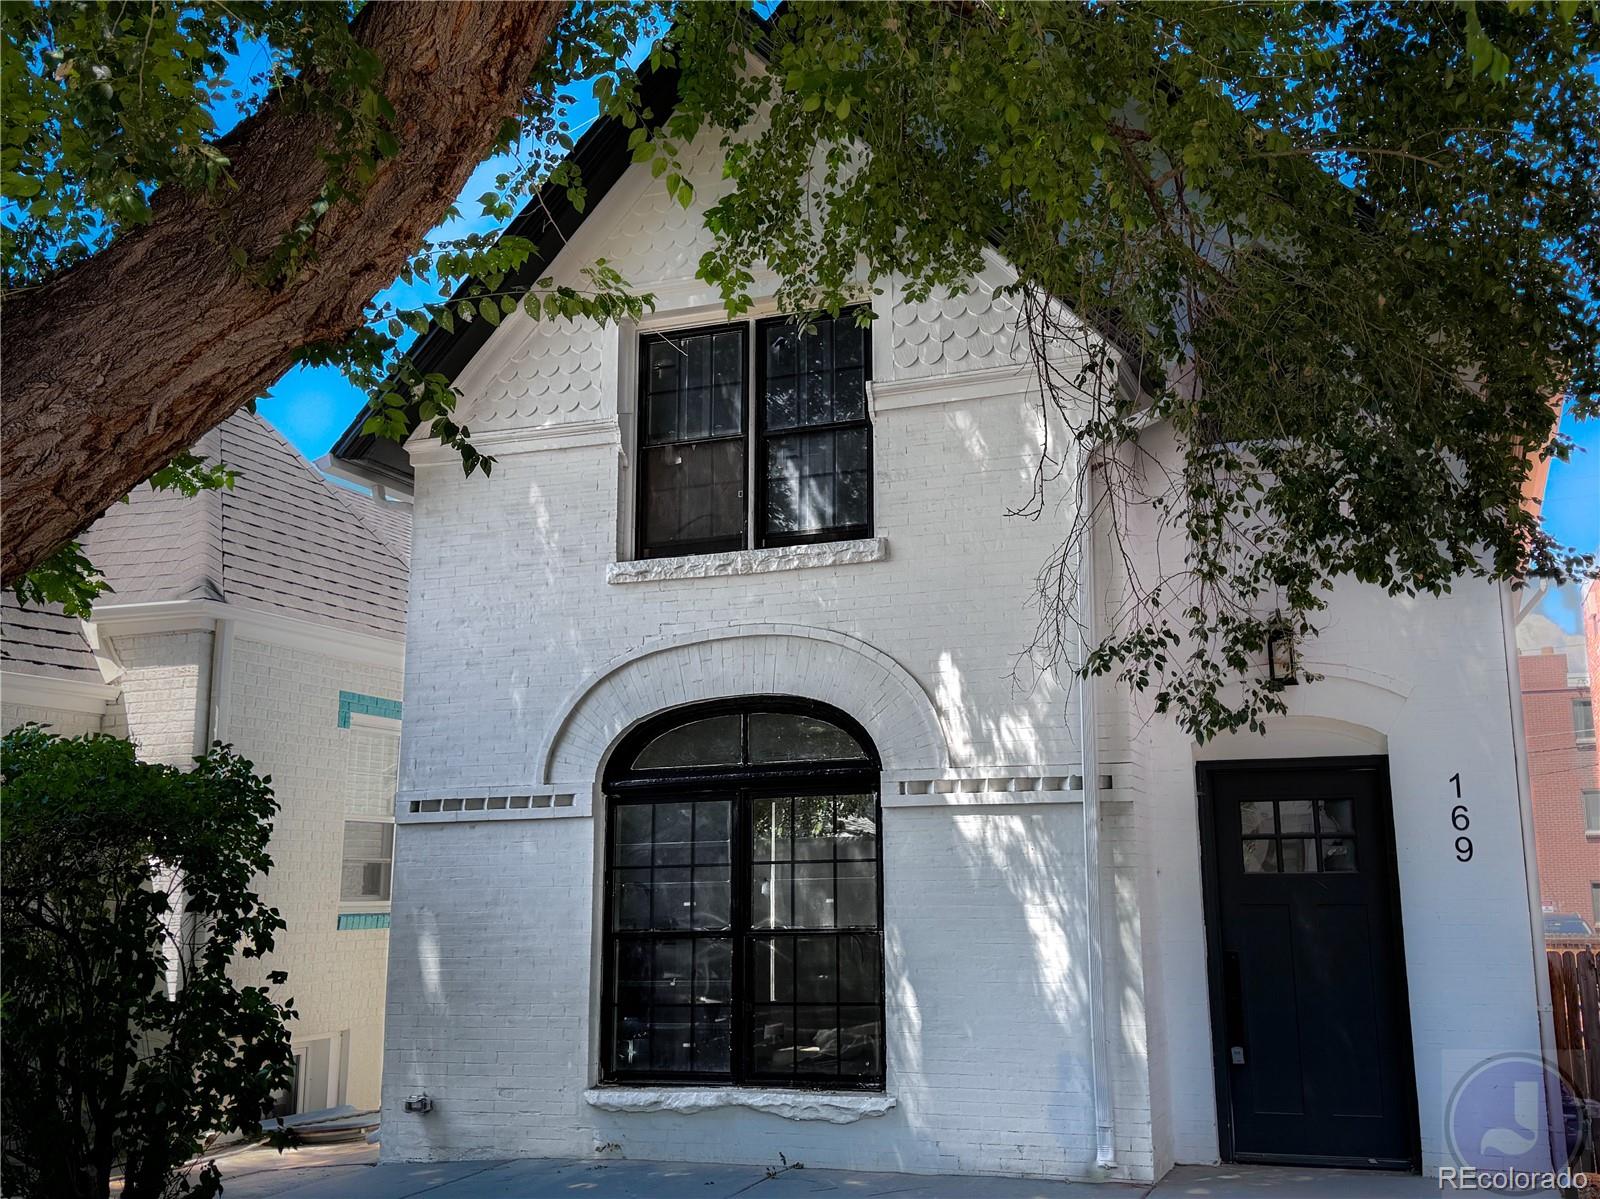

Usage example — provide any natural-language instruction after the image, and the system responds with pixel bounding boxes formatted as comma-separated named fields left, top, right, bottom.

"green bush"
left=1, top=725, right=297, bottom=1199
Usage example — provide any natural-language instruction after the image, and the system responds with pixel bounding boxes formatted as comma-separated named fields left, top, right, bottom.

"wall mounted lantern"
left=1267, top=619, right=1298, bottom=686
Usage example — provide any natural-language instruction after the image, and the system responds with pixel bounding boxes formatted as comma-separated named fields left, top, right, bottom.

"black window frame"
left=599, top=697, right=886, bottom=1091
left=634, top=322, right=752, bottom=560
left=754, top=310, right=874, bottom=550
left=633, top=310, right=873, bottom=560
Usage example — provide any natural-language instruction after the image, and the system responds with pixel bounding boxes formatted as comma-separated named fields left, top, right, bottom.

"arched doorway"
left=600, top=698, right=885, bottom=1089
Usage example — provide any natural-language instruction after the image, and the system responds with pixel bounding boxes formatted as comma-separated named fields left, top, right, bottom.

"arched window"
left=601, top=699, right=884, bottom=1089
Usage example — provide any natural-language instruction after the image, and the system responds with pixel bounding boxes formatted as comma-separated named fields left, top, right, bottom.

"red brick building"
left=1521, top=643, right=1599, bottom=928
left=1587, top=581, right=1600, bottom=706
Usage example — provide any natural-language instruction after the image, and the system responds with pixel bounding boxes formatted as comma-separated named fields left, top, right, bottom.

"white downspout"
left=1079, top=459, right=1117, bottom=1171
left=1499, top=581, right=1560, bottom=1171
left=164, top=616, right=232, bottom=1002
left=207, top=617, right=233, bottom=746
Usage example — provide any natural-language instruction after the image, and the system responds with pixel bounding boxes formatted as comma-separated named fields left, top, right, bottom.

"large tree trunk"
left=1, top=1, right=565, bottom=583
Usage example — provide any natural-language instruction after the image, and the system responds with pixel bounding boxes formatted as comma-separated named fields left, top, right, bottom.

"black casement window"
left=636, top=311, right=871, bottom=559
left=601, top=699, right=885, bottom=1089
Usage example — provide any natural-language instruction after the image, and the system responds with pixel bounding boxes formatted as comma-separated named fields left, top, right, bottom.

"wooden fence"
left=1547, top=946, right=1600, bottom=1173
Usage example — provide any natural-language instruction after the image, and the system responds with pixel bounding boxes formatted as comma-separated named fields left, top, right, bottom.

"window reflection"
left=604, top=703, right=883, bottom=1087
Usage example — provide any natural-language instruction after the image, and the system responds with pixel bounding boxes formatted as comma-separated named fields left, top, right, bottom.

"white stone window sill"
left=606, top=537, right=887, bottom=584
left=583, top=1086, right=896, bottom=1124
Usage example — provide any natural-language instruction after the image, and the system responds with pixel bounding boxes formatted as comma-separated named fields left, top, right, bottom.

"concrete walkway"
left=200, top=1142, right=1549, bottom=1198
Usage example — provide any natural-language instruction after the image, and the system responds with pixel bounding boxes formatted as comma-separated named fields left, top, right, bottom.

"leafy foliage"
left=5, top=1, right=1596, bottom=738
left=1, top=3, right=367, bottom=287
left=643, top=0, right=1599, bottom=737
left=1, top=727, right=296, bottom=1199
left=145, top=452, right=237, bottom=499
left=10, top=540, right=111, bottom=618
left=4, top=1, right=665, bottom=602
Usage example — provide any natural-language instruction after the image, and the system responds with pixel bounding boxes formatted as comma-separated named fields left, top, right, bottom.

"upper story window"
left=1575, top=698, right=1595, bottom=743
left=636, top=310, right=872, bottom=559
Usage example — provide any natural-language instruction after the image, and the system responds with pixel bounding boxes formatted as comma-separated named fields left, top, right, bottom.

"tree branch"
left=0, top=1, right=565, bottom=583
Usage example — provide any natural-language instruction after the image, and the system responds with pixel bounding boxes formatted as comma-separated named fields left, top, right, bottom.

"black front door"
left=1200, top=759, right=1418, bottom=1170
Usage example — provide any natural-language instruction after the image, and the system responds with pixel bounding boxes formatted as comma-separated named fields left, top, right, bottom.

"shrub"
left=1, top=725, right=297, bottom=1199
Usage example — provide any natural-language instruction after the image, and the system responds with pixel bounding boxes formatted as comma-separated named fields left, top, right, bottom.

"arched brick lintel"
left=538, top=624, right=950, bottom=785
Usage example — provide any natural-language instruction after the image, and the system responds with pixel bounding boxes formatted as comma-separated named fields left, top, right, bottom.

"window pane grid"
left=1240, top=798, right=1357, bottom=874
left=637, top=311, right=870, bottom=557
left=611, top=800, right=733, bottom=932
left=341, top=820, right=394, bottom=902
left=758, top=310, right=871, bottom=546
left=751, top=795, right=879, bottom=931
left=604, top=794, right=882, bottom=1086
left=603, top=704, right=883, bottom=1089
left=638, top=325, right=748, bottom=558
left=746, top=930, right=883, bottom=1082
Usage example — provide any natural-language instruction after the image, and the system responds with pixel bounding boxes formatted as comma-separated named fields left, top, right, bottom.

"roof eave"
left=329, top=62, right=684, bottom=484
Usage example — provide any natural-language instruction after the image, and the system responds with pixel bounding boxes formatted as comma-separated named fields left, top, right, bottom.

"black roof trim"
left=329, top=62, right=684, bottom=483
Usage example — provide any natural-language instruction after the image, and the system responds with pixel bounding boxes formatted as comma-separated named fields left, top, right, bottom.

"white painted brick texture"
left=383, top=124, right=1541, bottom=1183
left=2, top=701, right=104, bottom=737
left=106, top=629, right=213, bottom=766
left=225, top=636, right=401, bottom=1110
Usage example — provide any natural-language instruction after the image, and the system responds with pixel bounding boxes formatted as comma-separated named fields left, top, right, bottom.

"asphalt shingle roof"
left=81, top=409, right=411, bottom=637
left=5, top=410, right=407, bottom=687
left=0, top=593, right=99, bottom=680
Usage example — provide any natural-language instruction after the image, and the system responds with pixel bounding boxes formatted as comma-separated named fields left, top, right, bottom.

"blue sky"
left=255, top=74, right=608, bottom=463
left=1534, top=405, right=1599, bottom=631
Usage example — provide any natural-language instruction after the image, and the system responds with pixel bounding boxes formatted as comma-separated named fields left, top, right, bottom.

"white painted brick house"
left=1, top=409, right=410, bottom=1115
left=327, top=69, right=1552, bottom=1185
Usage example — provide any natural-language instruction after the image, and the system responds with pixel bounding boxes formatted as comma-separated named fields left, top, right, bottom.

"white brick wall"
left=382, top=798, right=1148, bottom=1180
left=1, top=701, right=104, bottom=738
left=1115, top=425, right=1547, bottom=1178
left=384, top=123, right=1543, bottom=1183
left=105, top=629, right=213, bottom=766
left=383, top=124, right=1159, bottom=1181
left=224, top=635, right=401, bottom=1110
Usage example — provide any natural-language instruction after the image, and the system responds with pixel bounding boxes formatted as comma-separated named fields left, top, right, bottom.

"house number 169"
left=1449, top=773, right=1472, bottom=862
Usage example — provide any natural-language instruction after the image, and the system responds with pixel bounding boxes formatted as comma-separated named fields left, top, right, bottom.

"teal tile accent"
left=338, top=691, right=402, bottom=728
left=336, top=912, right=391, bottom=931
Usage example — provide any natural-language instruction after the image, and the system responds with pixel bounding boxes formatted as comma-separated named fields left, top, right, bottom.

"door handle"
left=1224, top=951, right=1246, bottom=1067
